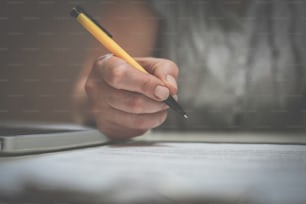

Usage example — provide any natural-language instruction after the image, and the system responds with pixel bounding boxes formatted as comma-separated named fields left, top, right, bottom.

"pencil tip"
left=183, top=114, right=189, bottom=119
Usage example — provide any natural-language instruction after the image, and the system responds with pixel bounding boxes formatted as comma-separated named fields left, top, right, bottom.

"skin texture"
left=85, top=56, right=178, bottom=139
left=72, top=0, right=172, bottom=139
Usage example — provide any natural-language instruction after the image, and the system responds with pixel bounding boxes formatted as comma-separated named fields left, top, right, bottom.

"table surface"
left=1, top=132, right=306, bottom=204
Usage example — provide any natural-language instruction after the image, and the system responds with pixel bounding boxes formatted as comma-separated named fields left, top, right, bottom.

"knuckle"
left=107, top=64, right=127, bottom=88
left=161, top=59, right=179, bottom=76
left=93, top=59, right=106, bottom=75
left=140, top=77, right=155, bottom=93
left=85, top=78, right=96, bottom=95
left=162, top=59, right=176, bottom=66
left=94, top=54, right=113, bottom=68
left=126, top=96, right=145, bottom=114
left=95, top=58, right=104, bottom=68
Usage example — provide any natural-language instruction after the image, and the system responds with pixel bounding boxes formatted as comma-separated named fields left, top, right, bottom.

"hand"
left=85, top=55, right=179, bottom=139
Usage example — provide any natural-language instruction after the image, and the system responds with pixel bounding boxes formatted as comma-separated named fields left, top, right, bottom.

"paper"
left=1, top=141, right=306, bottom=204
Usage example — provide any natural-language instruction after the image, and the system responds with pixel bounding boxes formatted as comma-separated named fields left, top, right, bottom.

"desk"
left=1, top=132, right=306, bottom=204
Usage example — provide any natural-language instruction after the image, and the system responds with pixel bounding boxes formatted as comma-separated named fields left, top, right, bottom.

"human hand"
left=85, top=55, right=179, bottom=139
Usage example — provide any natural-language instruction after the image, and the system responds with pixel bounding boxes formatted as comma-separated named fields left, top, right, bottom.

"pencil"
left=70, top=6, right=188, bottom=119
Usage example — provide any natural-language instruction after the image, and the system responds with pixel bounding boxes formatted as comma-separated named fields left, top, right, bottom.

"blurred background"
left=0, top=0, right=106, bottom=123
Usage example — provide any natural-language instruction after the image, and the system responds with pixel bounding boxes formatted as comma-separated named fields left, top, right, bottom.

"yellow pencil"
left=71, top=6, right=188, bottom=118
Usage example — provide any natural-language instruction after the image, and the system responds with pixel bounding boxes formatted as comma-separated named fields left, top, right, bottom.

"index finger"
left=136, top=57, right=179, bottom=95
left=95, top=56, right=171, bottom=101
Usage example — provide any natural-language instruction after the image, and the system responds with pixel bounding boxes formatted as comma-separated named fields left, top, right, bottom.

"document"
left=1, top=140, right=306, bottom=204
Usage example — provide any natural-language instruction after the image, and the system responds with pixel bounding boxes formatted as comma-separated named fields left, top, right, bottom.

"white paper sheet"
left=1, top=141, right=306, bottom=203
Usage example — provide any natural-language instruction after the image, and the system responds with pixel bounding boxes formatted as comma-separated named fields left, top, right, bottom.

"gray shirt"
left=150, top=0, right=306, bottom=131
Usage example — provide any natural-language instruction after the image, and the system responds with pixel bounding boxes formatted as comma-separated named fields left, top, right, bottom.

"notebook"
left=0, top=121, right=109, bottom=155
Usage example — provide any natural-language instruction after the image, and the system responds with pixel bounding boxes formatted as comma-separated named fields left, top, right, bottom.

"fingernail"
left=166, top=75, right=177, bottom=90
left=154, top=85, right=169, bottom=100
left=97, top=53, right=113, bottom=61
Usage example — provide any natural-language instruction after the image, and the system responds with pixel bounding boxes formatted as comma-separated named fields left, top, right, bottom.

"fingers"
left=85, top=55, right=178, bottom=139
left=86, top=75, right=168, bottom=139
left=136, top=57, right=179, bottom=95
left=95, top=107, right=168, bottom=139
left=88, top=71, right=169, bottom=114
left=107, top=89, right=169, bottom=114
left=95, top=56, right=179, bottom=101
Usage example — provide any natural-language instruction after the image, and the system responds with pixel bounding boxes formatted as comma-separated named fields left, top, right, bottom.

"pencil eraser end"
left=70, top=6, right=82, bottom=18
